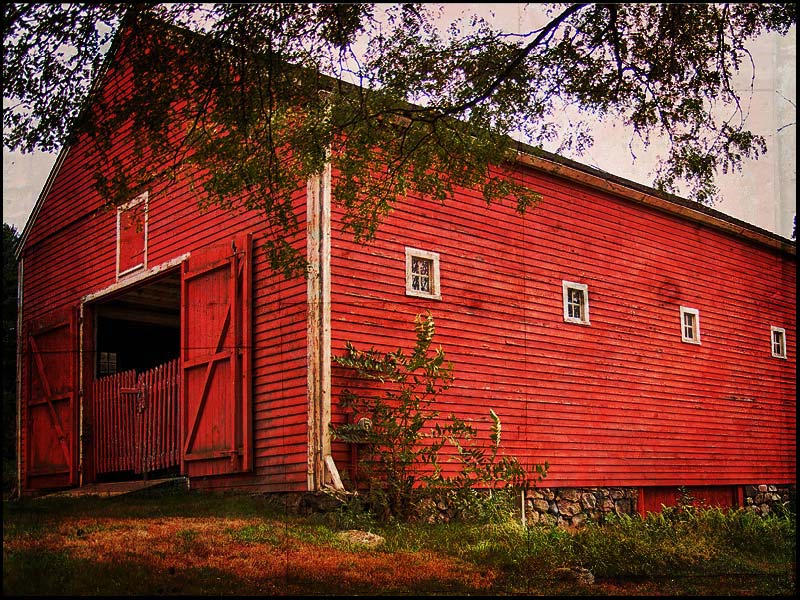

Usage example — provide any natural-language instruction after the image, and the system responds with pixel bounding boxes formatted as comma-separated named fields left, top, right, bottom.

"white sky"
left=3, top=4, right=796, bottom=238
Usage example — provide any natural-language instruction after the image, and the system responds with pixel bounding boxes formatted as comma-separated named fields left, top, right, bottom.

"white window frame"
left=562, top=281, right=590, bottom=325
left=680, top=306, right=701, bottom=344
left=405, top=247, right=441, bottom=300
left=771, top=326, right=787, bottom=359
left=116, top=191, right=149, bottom=278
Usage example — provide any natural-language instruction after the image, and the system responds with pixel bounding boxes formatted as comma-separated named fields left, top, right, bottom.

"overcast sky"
left=3, top=4, right=796, bottom=238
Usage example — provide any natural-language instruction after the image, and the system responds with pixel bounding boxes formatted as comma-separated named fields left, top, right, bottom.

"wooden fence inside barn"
left=91, top=359, right=180, bottom=476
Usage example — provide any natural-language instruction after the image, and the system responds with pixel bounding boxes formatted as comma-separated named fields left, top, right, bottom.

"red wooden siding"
left=20, top=164, right=311, bottom=493
left=17, top=23, right=795, bottom=497
left=328, top=163, right=796, bottom=490
left=639, top=486, right=738, bottom=515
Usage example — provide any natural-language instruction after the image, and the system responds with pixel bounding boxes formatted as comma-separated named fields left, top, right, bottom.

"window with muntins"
left=412, top=256, right=432, bottom=293
left=562, top=281, right=590, bottom=325
left=99, top=351, right=118, bottom=376
left=680, top=306, right=700, bottom=344
left=771, top=326, right=787, bottom=359
left=405, top=247, right=441, bottom=299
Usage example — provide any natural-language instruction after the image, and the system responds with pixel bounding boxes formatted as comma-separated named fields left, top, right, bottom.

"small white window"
left=562, top=281, right=590, bottom=325
left=405, top=247, right=441, bottom=300
left=680, top=306, right=701, bottom=344
left=771, top=326, right=787, bottom=359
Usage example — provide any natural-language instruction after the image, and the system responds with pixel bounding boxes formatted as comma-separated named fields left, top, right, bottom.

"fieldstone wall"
left=744, top=484, right=795, bottom=516
left=525, top=487, right=638, bottom=527
left=271, top=484, right=795, bottom=524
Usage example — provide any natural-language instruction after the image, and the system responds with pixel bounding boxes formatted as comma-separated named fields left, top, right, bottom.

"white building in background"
left=712, top=28, right=795, bottom=239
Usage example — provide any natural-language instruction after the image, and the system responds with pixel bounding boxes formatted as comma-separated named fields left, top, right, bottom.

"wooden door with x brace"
left=180, top=233, right=253, bottom=477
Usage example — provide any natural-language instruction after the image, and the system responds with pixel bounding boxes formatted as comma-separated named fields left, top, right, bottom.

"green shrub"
left=331, top=312, right=546, bottom=521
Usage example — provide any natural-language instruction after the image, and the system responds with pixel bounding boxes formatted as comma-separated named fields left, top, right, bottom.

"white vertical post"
left=521, top=488, right=527, bottom=527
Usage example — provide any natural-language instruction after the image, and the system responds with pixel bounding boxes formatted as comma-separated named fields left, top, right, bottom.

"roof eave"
left=514, top=149, right=796, bottom=258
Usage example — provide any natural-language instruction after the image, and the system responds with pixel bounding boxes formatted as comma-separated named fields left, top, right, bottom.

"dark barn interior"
left=91, top=270, right=181, bottom=377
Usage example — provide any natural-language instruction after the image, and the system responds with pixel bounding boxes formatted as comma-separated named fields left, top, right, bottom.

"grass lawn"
left=3, top=484, right=795, bottom=596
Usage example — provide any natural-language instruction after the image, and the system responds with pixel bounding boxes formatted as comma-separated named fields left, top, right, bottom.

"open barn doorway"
left=86, top=269, right=182, bottom=484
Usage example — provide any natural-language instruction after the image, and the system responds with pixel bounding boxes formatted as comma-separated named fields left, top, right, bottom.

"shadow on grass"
left=7, top=485, right=288, bottom=520
left=3, top=547, right=270, bottom=596
left=3, top=488, right=796, bottom=597
left=2, top=545, right=494, bottom=596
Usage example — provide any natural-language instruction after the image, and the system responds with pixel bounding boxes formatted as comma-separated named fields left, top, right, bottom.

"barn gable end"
left=15, top=25, right=316, bottom=495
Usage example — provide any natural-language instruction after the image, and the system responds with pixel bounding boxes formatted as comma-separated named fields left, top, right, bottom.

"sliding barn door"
left=181, top=234, right=252, bottom=477
left=23, top=310, right=79, bottom=490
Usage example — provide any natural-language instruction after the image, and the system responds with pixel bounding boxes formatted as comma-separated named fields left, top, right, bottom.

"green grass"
left=226, top=522, right=286, bottom=546
left=3, top=486, right=796, bottom=596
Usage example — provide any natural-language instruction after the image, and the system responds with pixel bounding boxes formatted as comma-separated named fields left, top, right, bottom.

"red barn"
left=15, top=21, right=795, bottom=518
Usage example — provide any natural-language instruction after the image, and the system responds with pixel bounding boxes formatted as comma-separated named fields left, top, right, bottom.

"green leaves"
left=4, top=4, right=795, bottom=276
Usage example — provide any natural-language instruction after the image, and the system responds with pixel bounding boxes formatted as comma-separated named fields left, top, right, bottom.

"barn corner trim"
left=306, top=162, right=332, bottom=491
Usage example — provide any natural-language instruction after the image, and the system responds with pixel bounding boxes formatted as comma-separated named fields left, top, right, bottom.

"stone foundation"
left=525, top=487, right=638, bottom=527
left=267, top=483, right=796, bottom=524
left=524, top=484, right=797, bottom=527
left=744, top=484, right=795, bottom=516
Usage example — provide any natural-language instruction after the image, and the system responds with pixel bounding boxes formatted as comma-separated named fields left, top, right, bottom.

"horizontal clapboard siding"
left=328, top=162, right=796, bottom=489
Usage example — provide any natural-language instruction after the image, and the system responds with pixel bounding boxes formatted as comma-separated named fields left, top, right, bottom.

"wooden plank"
left=157, top=363, right=165, bottom=470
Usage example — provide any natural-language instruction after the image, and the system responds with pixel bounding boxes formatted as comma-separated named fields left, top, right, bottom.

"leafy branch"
left=4, top=4, right=795, bottom=275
